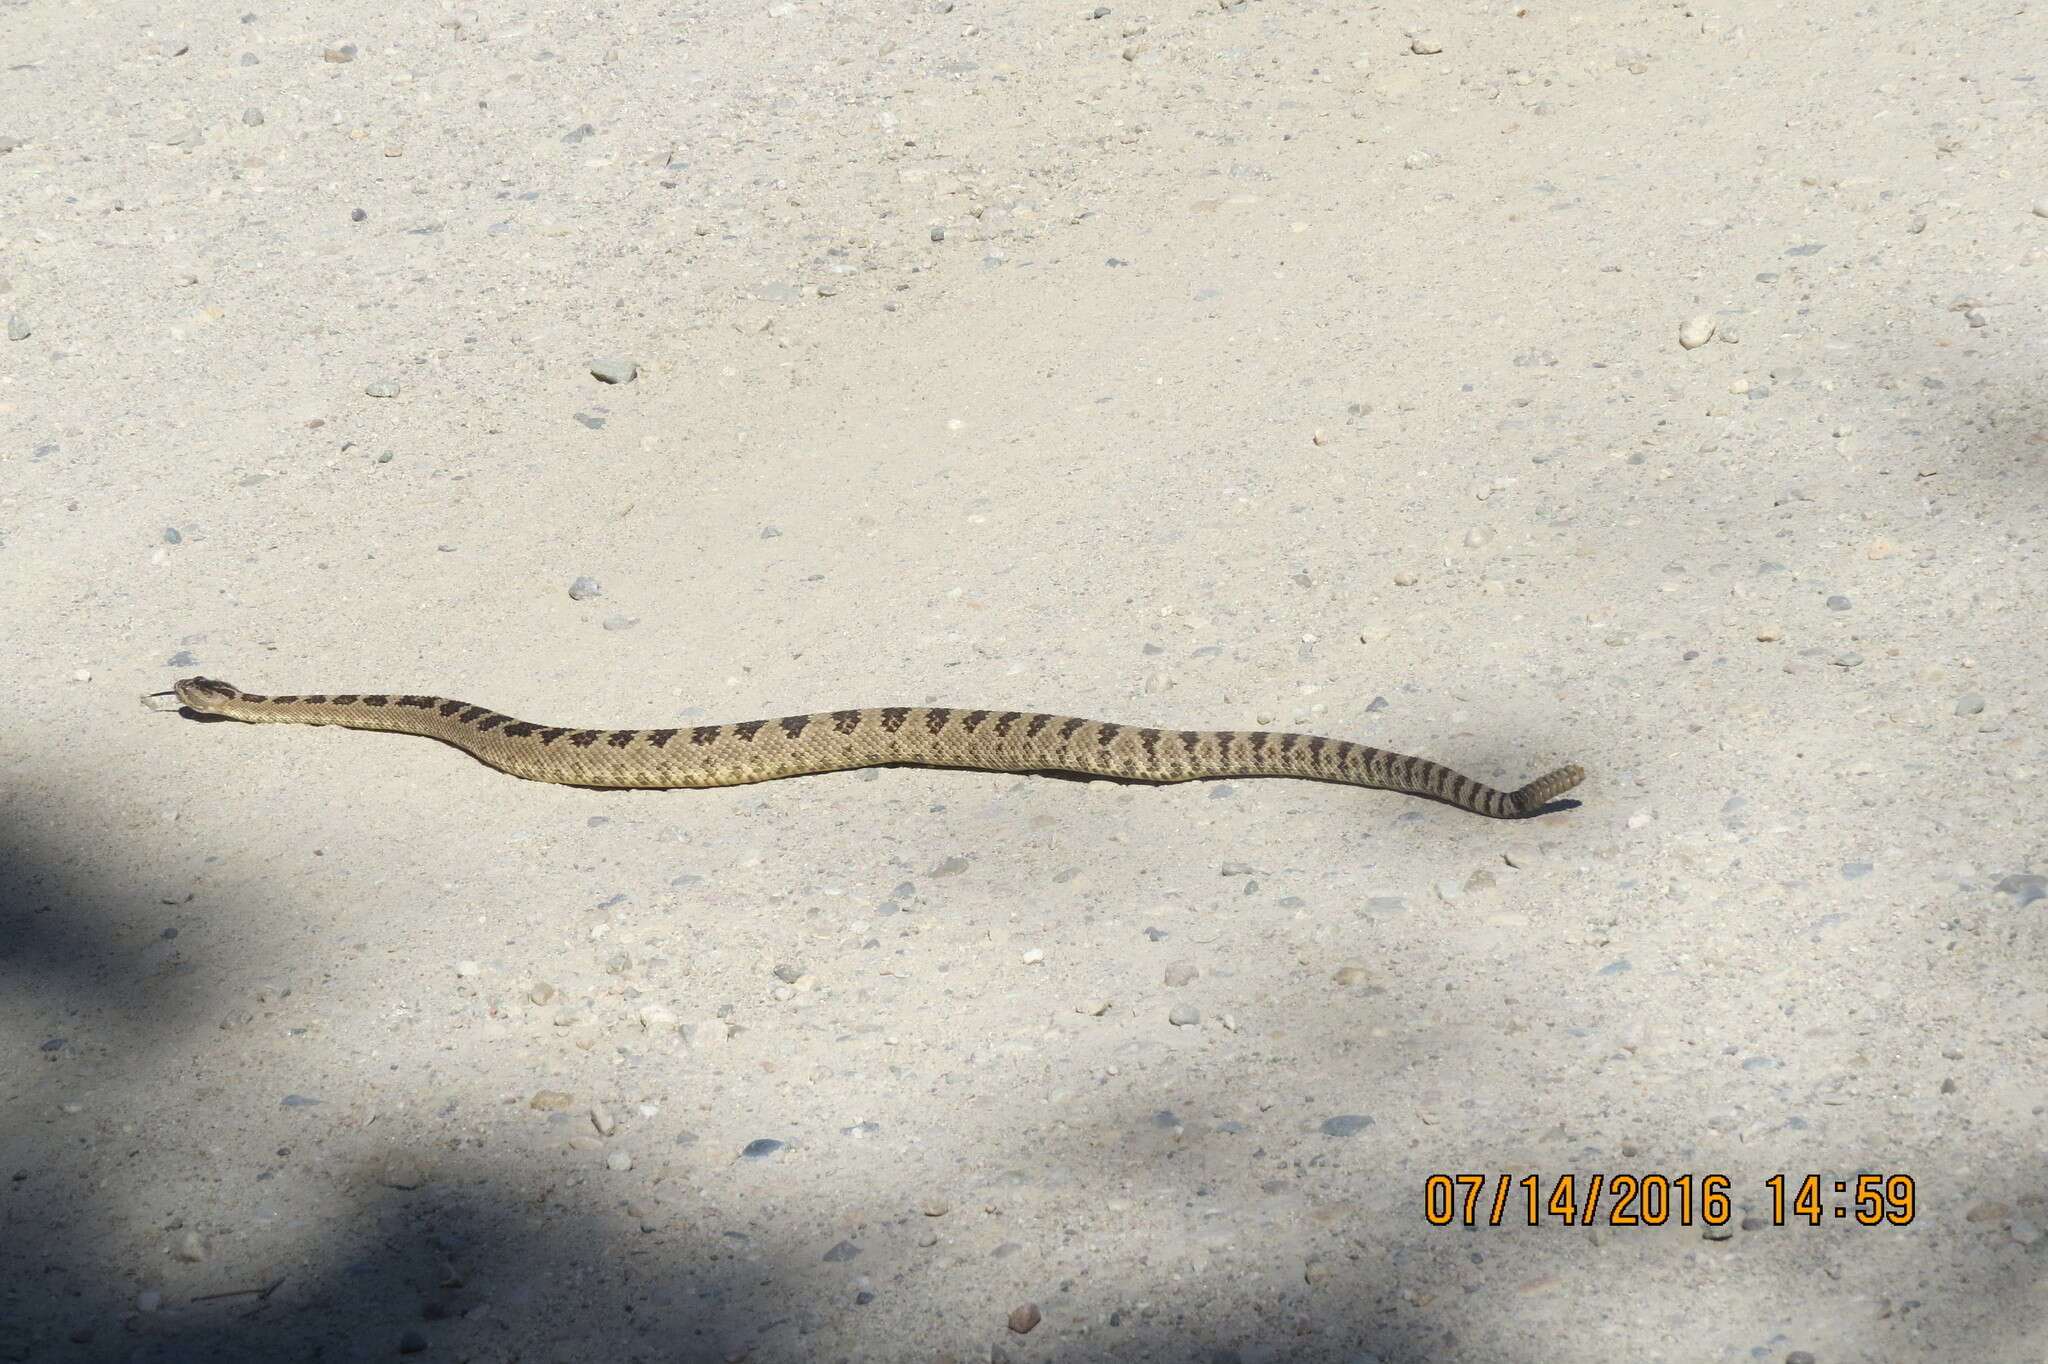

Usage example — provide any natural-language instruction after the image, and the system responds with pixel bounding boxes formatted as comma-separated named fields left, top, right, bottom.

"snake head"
left=174, top=677, right=244, bottom=711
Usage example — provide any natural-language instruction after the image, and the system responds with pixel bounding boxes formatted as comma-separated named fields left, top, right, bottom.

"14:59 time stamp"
left=1423, top=1173, right=1917, bottom=1228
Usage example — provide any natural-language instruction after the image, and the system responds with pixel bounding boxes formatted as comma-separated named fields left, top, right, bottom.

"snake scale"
left=170, top=677, right=1585, bottom=818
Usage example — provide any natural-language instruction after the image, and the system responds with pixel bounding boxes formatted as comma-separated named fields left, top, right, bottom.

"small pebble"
left=1168, top=1003, right=1201, bottom=1027
left=323, top=45, right=357, bottom=62
left=590, top=358, right=638, bottom=384
left=172, top=1231, right=206, bottom=1262
left=1007, top=1303, right=1041, bottom=1335
left=6, top=311, right=29, bottom=341
left=1162, top=962, right=1198, bottom=987
left=740, top=1138, right=786, bottom=1160
left=1320, top=1115, right=1373, bottom=1136
left=1994, top=874, right=2045, bottom=905
left=1678, top=315, right=1716, bottom=349
left=1020, top=947, right=1044, bottom=965
left=528, top=981, right=556, bottom=1004
left=1954, top=693, right=1985, bottom=716
left=363, top=380, right=399, bottom=398
left=529, top=1089, right=575, bottom=1111
left=605, top=1150, right=633, bottom=1172
left=568, top=576, right=602, bottom=600
left=1408, top=34, right=1441, bottom=54
left=2033, top=197, right=2048, bottom=219
left=590, top=1103, right=617, bottom=1136
left=1826, top=595, right=1851, bottom=611
left=380, top=1158, right=429, bottom=1190
left=242, top=108, right=264, bottom=126
left=1073, top=999, right=1110, bottom=1016
left=1392, top=570, right=1419, bottom=586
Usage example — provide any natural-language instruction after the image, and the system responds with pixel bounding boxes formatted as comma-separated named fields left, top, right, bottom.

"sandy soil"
left=4, top=1, right=2045, bottom=1360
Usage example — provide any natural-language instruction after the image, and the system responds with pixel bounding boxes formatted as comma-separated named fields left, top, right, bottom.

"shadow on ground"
left=2, top=805, right=2039, bottom=1363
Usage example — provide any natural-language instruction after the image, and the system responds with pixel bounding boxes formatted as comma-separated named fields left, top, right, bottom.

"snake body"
left=170, top=677, right=1584, bottom=818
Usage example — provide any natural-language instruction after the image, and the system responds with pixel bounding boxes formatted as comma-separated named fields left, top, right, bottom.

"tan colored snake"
left=168, top=677, right=1584, bottom=818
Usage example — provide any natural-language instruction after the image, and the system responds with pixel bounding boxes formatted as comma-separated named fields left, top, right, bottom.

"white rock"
left=685, top=1018, right=731, bottom=1048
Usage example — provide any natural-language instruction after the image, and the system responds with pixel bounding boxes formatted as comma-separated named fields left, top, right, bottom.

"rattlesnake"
left=167, top=677, right=1585, bottom=818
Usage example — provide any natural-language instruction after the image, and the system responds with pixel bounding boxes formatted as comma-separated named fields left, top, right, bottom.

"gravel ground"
left=3, top=1, right=2045, bottom=1361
